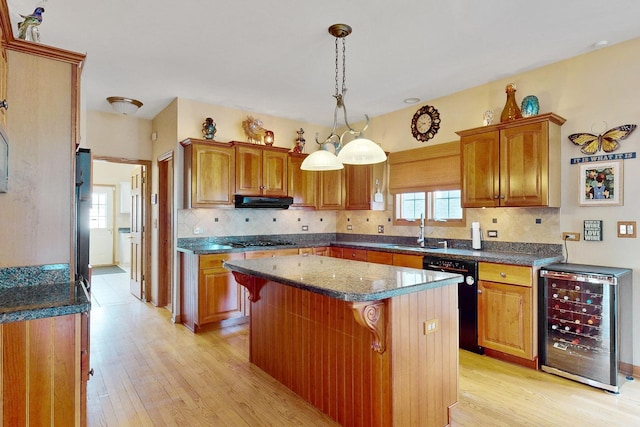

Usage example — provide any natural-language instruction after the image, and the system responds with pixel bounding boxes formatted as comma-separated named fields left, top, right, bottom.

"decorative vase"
left=202, top=117, right=216, bottom=140
left=500, top=83, right=522, bottom=122
left=264, top=130, right=274, bottom=145
left=521, top=95, right=539, bottom=117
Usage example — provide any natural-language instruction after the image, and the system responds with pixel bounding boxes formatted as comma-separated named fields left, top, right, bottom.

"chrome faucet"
left=417, top=213, right=425, bottom=247
left=437, top=240, right=448, bottom=249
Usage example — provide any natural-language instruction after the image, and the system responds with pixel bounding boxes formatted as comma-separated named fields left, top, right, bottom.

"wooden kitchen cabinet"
left=367, top=250, right=393, bottom=265
left=181, top=138, right=235, bottom=207
left=1, top=314, right=84, bottom=425
left=288, top=153, right=317, bottom=208
left=316, top=169, right=345, bottom=210
left=180, top=252, right=246, bottom=332
left=345, top=164, right=372, bottom=210
left=341, top=247, right=368, bottom=261
left=392, top=253, right=424, bottom=268
left=457, top=113, right=565, bottom=208
left=234, top=141, right=289, bottom=196
left=478, top=262, right=535, bottom=363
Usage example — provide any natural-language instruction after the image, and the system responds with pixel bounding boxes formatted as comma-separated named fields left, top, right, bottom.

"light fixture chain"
left=334, top=37, right=340, bottom=97
left=341, top=37, right=347, bottom=94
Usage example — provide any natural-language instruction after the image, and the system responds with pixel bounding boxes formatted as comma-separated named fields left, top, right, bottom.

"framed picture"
left=579, top=160, right=623, bottom=206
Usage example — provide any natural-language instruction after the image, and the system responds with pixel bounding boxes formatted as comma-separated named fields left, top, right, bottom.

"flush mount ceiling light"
left=301, top=24, right=387, bottom=171
left=106, top=96, right=143, bottom=115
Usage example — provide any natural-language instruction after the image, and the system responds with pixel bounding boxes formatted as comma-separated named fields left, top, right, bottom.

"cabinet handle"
left=493, top=195, right=499, bottom=199
left=89, top=368, right=94, bottom=377
left=500, top=272, right=506, bottom=278
left=478, top=289, right=482, bottom=294
left=0, top=100, right=7, bottom=110
left=499, top=195, right=505, bottom=199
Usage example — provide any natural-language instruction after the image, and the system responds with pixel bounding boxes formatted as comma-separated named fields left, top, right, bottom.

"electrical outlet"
left=487, top=230, right=498, bottom=238
left=347, top=224, right=353, bottom=230
left=378, top=225, right=384, bottom=234
left=562, top=232, right=580, bottom=241
left=423, top=319, right=439, bottom=335
left=302, top=225, right=309, bottom=231
left=192, top=227, right=202, bottom=235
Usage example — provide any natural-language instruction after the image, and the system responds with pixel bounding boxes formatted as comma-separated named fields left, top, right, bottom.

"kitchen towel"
left=472, top=221, right=482, bottom=250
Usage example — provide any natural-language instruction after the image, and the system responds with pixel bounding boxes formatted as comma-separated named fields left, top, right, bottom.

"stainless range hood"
left=234, top=195, right=293, bottom=209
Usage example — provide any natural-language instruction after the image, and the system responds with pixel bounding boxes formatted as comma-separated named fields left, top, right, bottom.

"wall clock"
left=411, top=105, right=440, bottom=142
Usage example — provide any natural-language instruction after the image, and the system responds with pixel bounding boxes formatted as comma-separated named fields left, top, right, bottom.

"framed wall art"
left=579, top=160, right=623, bottom=206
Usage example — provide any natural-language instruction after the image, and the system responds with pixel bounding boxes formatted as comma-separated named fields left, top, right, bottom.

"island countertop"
left=223, top=254, right=462, bottom=302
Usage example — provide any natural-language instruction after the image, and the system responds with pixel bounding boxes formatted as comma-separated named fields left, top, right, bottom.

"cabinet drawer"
left=343, top=248, right=367, bottom=261
left=479, top=262, right=531, bottom=287
left=200, top=252, right=244, bottom=270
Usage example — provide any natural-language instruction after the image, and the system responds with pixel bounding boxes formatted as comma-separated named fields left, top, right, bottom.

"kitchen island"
left=224, top=255, right=463, bottom=427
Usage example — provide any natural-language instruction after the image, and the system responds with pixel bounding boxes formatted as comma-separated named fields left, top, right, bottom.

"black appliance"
left=539, top=263, right=633, bottom=393
left=75, top=148, right=92, bottom=284
left=423, top=256, right=483, bottom=354
left=234, top=195, right=293, bottom=209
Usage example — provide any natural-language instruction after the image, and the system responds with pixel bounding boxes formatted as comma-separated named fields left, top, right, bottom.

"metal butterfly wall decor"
left=568, top=124, right=636, bottom=155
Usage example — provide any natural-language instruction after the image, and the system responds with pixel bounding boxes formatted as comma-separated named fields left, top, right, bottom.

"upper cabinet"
left=234, top=142, right=289, bottom=196
left=181, top=139, right=235, bottom=208
left=288, top=153, right=317, bottom=208
left=316, top=168, right=345, bottom=210
left=457, top=113, right=566, bottom=208
left=344, top=164, right=372, bottom=210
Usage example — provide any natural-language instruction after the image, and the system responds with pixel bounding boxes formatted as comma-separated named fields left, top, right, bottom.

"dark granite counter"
left=332, top=241, right=563, bottom=267
left=223, top=254, right=462, bottom=302
left=0, top=264, right=90, bottom=324
left=0, top=281, right=90, bottom=323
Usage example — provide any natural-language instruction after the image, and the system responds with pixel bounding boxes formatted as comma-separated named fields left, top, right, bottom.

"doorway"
left=157, top=151, right=174, bottom=310
left=92, top=157, right=152, bottom=303
left=89, top=184, right=115, bottom=266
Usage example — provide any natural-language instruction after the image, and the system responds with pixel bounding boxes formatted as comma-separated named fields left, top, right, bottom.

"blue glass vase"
left=521, top=95, right=539, bottom=117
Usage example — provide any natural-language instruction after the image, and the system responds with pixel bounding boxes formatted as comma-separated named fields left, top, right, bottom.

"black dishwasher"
left=423, top=256, right=484, bottom=354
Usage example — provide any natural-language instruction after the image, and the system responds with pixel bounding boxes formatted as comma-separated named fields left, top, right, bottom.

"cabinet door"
left=392, top=253, right=424, bottom=268
left=190, top=143, right=235, bottom=207
left=199, top=268, right=244, bottom=324
left=345, top=164, right=371, bottom=210
left=236, top=145, right=263, bottom=195
left=288, top=154, right=317, bottom=208
left=317, top=169, right=345, bottom=210
left=478, top=280, right=533, bottom=360
left=342, top=248, right=367, bottom=261
left=461, top=130, right=500, bottom=207
left=367, top=250, right=393, bottom=265
left=262, top=149, right=288, bottom=196
left=313, top=246, right=330, bottom=256
left=500, top=121, right=549, bottom=207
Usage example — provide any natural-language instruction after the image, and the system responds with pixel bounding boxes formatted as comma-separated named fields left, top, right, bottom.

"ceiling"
left=7, top=0, right=640, bottom=126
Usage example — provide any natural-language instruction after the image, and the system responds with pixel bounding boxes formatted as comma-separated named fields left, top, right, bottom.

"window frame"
left=392, top=185, right=466, bottom=227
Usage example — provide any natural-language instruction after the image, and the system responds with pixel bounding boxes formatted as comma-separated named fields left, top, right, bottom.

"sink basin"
left=383, top=244, right=439, bottom=251
left=202, top=244, right=234, bottom=251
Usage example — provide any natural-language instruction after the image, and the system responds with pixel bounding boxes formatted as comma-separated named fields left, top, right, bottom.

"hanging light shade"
left=107, top=96, right=143, bottom=115
left=337, top=137, right=387, bottom=165
left=300, top=149, right=344, bottom=170
left=301, top=23, right=386, bottom=171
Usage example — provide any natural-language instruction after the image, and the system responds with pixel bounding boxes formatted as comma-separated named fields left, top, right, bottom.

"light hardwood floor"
left=88, top=272, right=640, bottom=426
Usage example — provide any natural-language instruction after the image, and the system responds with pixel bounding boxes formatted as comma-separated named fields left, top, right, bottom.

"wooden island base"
left=233, top=272, right=458, bottom=427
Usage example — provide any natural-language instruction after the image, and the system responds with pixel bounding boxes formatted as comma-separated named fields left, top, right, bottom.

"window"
left=90, top=192, right=108, bottom=229
left=394, top=189, right=464, bottom=226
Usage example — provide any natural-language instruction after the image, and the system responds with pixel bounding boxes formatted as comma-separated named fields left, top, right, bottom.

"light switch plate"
left=617, top=221, right=637, bottom=238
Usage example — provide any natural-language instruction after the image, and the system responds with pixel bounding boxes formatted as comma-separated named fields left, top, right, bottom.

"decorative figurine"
left=482, top=110, right=494, bottom=126
left=202, top=117, right=216, bottom=140
left=264, top=130, right=274, bottom=145
left=241, top=116, right=265, bottom=144
left=293, top=128, right=306, bottom=153
left=17, top=7, right=45, bottom=42
left=521, top=95, right=540, bottom=117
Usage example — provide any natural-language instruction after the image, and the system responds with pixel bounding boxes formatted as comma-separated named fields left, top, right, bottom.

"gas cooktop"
left=224, top=239, right=295, bottom=248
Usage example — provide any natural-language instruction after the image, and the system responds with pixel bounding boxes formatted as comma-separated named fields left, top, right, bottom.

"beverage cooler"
left=539, top=263, right=633, bottom=393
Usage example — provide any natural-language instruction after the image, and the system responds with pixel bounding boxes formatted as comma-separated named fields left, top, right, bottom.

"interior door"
left=130, top=166, right=144, bottom=299
left=89, top=185, right=115, bottom=266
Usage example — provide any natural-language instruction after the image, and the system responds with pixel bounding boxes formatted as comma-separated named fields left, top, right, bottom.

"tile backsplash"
left=177, top=207, right=560, bottom=244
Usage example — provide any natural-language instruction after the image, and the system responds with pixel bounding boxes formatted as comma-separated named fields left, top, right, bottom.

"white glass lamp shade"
left=300, top=149, right=344, bottom=171
left=337, top=138, right=387, bottom=165
left=107, top=97, right=143, bottom=115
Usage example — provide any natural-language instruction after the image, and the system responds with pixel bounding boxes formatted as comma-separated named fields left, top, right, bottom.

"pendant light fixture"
left=301, top=24, right=387, bottom=171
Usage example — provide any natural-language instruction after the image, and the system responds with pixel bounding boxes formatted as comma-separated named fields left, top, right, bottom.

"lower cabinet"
left=478, top=262, right=535, bottom=362
left=0, top=313, right=85, bottom=425
left=180, top=252, right=246, bottom=332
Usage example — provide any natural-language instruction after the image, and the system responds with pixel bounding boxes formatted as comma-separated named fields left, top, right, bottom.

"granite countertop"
left=332, top=241, right=563, bottom=267
left=0, top=281, right=91, bottom=324
left=223, top=255, right=462, bottom=302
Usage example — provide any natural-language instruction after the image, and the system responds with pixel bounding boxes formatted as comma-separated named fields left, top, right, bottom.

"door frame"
left=157, top=150, right=174, bottom=310
left=94, top=156, right=152, bottom=303
left=89, top=184, right=116, bottom=266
